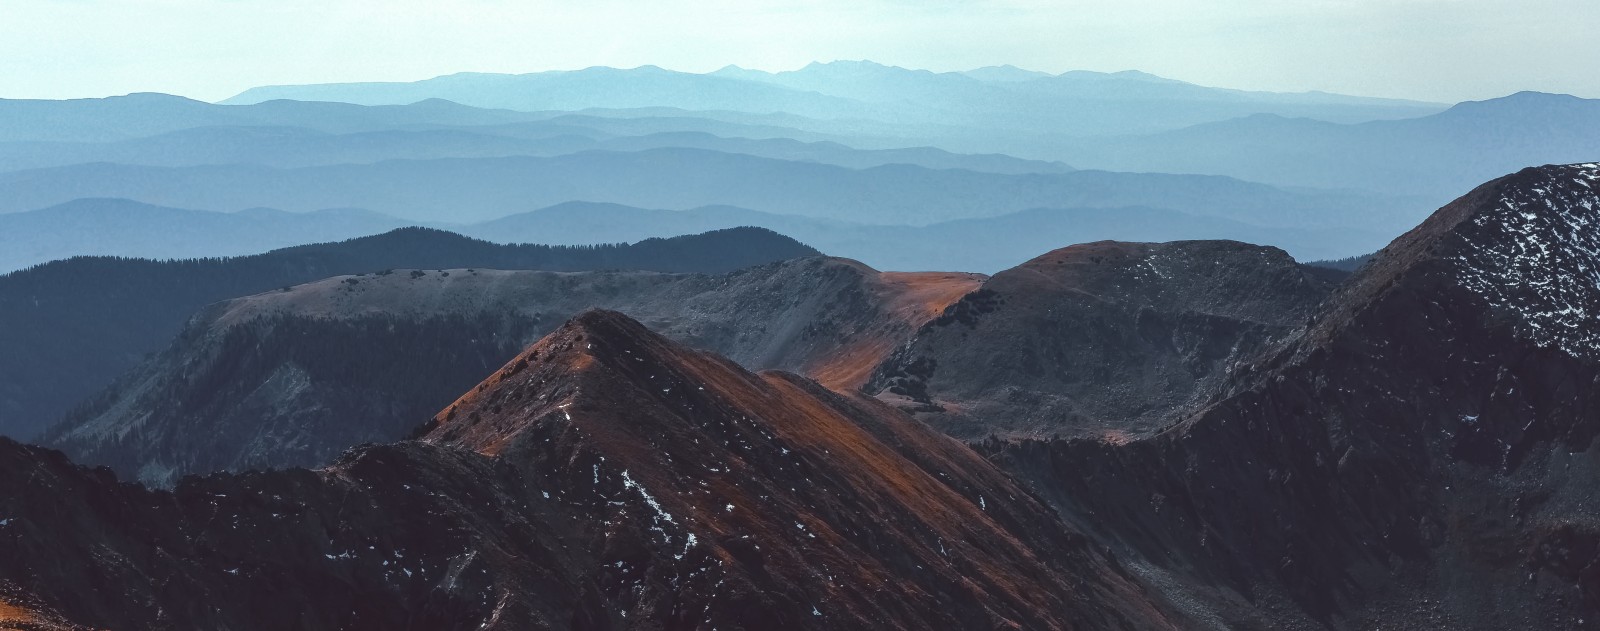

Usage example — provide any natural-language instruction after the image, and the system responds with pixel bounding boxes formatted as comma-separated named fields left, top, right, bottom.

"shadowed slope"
left=993, top=164, right=1600, bottom=628
left=870, top=240, right=1337, bottom=439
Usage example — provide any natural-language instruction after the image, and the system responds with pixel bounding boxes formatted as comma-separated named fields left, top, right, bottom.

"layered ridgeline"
left=990, top=164, right=1600, bottom=628
left=0, top=199, right=411, bottom=273
left=0, top=117, right=1070, bottom=174
left=0, top=311, right=1186, bottom=630
left=1058, top=92, right=1600, bottom=198
left=0, top=227, right=818, bottom=439
left=223, top=61, right=1441, bottom=136
left=1, top=198, right=1382, bottom=275
left=869, top=240, right=1343, bottom=440
left=0, top=148, right=1417, bottom=229
left=41, top=258, right=980, bottom=486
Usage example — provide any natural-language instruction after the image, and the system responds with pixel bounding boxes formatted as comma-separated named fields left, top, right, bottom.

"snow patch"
left=1454, top=164, right=1600, bottom=357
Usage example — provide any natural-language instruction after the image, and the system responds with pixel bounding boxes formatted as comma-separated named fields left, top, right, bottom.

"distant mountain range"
left=0, top=147, right=1422, bottom=230
left=0, top=197, right=1396, bottom=274
left=1058, top=91, right=1600, bottom=197
left=0, top=124, right=1068, bottom=174
left=226, top=61, right=1444, bottom=137
left=0, top=63, right=1594, bottom=305
left=0, top=199, right=411, bottom=272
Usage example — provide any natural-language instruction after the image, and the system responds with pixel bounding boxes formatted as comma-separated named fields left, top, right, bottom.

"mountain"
left=230, top=62, right=1442, bottom=137
left=0, top=92, right=901, bottom=151
left=0, top=125, right=1068, bottom=175
left=0, top=195, right=1397, bottom=276
left=960, top=65, right=1053, bottom=82
left=0, top=227, right=819, bottom=439
left=0, top=93, right=575, bottom=143
left=0, top=148, right=1425, bottom=231
left=226, top=66, right=873, bottom=120
left=986, top=163, right=1600, bottom=627
left=0, top=310, right=1186, bottom=629
left=466, top=202, right=1391, bottom=271
left=41, top=257, right=981, bottom=486
left=0, top=198, right=410, bottom=272
left=867, top=240, right=1341, bottom=440
left=1060, top=92, right=1600, bottom=198
left=13, top=164, right=1600, bottom=628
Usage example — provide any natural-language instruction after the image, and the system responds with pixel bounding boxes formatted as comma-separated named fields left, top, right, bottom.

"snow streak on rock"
left=1454, top=163, right=1600, bottom=357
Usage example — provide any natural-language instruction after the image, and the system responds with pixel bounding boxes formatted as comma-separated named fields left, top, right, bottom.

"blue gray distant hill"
left=0, top=148, right=1423, bottom=230
left=460, top=201, right=1387, bottom=272
left=0, top=199, right=409, bottom=272
left=225, top=61, right=1445, bottom=137
left=1057, top=92, right=1600, bottom=197
left=0, top=126, right=1068, bottom=174
left=3, top=197, right=1392, bottom=274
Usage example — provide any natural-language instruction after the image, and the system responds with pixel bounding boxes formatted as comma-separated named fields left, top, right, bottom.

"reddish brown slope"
left=424, top=309, right=1182, bottom=630
left=807, top=269, right=984, bottom=390
left=0, top=309, right=1187, bottom=630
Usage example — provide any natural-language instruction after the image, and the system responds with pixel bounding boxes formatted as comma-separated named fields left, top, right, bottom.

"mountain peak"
left=421, top=307, right=712, bottom=454
left=1445, top=163, right=1600, bottom=356
left=1440, top=90, right=1592, bottom=116
left=1314, top=163, right=1600, bottom=359
left=416, top=309, right=1179, bottom=628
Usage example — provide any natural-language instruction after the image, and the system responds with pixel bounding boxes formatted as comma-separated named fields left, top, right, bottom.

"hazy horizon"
left=4, top=0, right=1597, bottom=104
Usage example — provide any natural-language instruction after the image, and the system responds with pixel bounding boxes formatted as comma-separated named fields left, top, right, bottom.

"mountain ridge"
left=0, top=226, right=819, bottom=439
left=40, top=256, right=982, bottom=486
left=0, top=308, right=1190, bottom=629
left=989, top=162, right=1600, bottom=628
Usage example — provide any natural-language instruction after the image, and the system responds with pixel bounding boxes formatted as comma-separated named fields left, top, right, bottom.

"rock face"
left=869, top=240, right=1339, bottom=440
left=42, top=258, right=982, bottom=487
left=990, top=164, right=1600, bottom=629
left=0, top=310, right=1184, bottom=630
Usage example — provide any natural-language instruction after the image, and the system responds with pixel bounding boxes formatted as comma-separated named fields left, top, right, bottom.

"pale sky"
left=2, top=0, right=1595, bottom=103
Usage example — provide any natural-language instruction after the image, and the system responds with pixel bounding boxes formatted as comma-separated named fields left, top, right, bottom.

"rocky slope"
left=989, top=163, right=1600, bottom=628
left=42, top=258, right=981, bottom=486
left=869, top=240, right=1341, bottom=440
left=0, top=226, right=818, bottom=439
left=0, top=310, right=1185, bottom=630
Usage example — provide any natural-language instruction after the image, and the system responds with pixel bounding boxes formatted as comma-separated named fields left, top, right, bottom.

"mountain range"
left=6, top=164, right=1600, bottom=628
left=41, top=257, right=980, bottom=486
left=0, top=227, right=818, bottom=439
left=226, top=61, right=1444, bottom=137
left=0, top=197, right=1393, bottom=275
left=4, top=70, right=1598, bottom=276
left=0, top=148, right=1417, bottom=228
left=0, top=310, right=1184, bottom=629
left=4, top=56, right=1600, bottom=629
left=1057, top=91, right=1600, bottom=197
